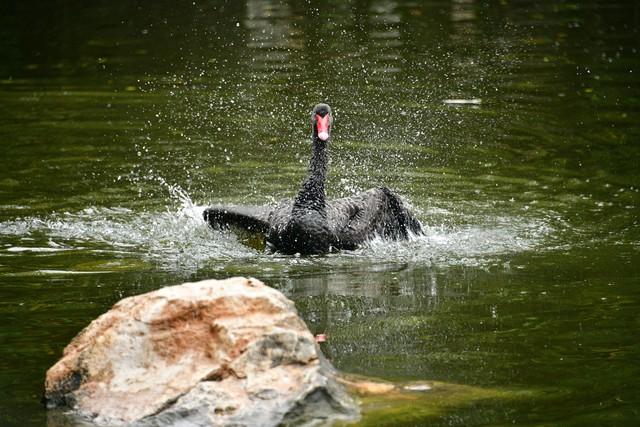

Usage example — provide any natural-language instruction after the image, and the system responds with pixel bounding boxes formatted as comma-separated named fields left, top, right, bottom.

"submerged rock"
left=44, top=277, right=359, bottom=426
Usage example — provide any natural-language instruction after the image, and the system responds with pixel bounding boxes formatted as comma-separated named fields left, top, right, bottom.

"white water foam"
left=357, top=219, right=550, bottom=266
left=0, top=205, right=256, bottom=269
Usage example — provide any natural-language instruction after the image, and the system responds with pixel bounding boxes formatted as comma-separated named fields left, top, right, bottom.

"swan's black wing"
left=203, top=205, right=271, bottom=234
left=327, top=187, right=422, bottom=249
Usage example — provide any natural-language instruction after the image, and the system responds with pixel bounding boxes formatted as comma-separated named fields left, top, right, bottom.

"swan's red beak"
left=315, top=114, right=330, bottom=141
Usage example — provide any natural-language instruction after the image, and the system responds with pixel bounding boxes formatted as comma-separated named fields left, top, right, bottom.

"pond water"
left=1, top=0, right=639, bottom=425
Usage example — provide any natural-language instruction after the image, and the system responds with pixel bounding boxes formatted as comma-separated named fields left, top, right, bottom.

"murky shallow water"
left=1, top=0, right=639, bottom=425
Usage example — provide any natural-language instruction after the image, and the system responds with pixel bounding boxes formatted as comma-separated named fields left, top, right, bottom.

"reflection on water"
left=1, top=0, right=639, bottom=426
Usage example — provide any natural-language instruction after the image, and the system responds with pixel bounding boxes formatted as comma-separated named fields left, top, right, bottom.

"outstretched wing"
left=327, top=187, right=422, bottom=249
left=327, top=189, right=387, bottom=249
left=203, top=205, right=271, bottom=234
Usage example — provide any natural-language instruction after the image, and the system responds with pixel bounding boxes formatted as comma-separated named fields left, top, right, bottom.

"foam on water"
left=5, top=246, right=77, bottom=253
left=0, top=205, right=256, bottom=269
left=358, top=219, right=549, bottom=266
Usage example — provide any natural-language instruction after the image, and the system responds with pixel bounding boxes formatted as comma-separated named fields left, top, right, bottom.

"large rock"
left=44, top=277, right=359, bottom=426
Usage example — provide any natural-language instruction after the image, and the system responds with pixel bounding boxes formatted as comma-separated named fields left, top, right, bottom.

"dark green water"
left=1, top=0, right=639, bottom=425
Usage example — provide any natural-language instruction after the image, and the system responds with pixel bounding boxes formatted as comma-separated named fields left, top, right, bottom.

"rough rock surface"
left=44, top=277, right=359, bottom=426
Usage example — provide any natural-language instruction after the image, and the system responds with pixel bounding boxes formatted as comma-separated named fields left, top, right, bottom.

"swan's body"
left=204, top=103, right=422, bottom=255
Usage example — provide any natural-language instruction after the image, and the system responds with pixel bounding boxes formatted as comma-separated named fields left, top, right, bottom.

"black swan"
left=204, top=103, right=423, bottom=254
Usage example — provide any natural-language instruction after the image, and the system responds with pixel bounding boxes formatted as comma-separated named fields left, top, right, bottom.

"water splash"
left=0, top=201, right=555, bottom=273
left=0, top=206, right=257, bottom=270
left=358, top=218, right=551, bottom=266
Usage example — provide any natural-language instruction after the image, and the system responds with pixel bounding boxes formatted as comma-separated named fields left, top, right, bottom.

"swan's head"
left=311, top=103, right=332, bottom=142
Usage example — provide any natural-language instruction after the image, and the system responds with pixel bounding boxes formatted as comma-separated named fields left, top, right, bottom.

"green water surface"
left=1, top=0, right=639, bottom=425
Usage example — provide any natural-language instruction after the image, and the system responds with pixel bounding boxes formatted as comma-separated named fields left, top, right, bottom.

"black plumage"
left=204, top=103, right=422, bottom=255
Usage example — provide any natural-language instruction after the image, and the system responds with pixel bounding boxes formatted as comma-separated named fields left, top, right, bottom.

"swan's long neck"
left=293, top=136, right=328, bottom=214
